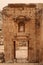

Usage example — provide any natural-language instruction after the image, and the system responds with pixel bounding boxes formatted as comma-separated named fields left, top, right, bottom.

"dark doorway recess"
left=14, top=41, right=16, bottom=59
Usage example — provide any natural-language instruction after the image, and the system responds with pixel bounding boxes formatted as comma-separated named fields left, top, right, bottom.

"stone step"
left=14, top=59, right=29, bottom=63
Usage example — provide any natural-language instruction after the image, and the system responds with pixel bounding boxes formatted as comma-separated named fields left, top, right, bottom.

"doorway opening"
left=14, top=40, right=29, bottom=62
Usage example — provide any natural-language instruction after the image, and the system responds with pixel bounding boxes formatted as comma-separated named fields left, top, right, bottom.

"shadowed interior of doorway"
left=13, top=41, right=29, bottom=62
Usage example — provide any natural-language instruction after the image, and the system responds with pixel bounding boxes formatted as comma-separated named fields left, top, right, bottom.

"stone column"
left=35, top=8, right=42, bottom=62
left=2, top=15, right=14, bottom=63
left=40, top=8, right=43, bottom=62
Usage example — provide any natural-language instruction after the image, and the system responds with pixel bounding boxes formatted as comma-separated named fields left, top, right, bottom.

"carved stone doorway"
left=14, top=40, right=29, bottom=62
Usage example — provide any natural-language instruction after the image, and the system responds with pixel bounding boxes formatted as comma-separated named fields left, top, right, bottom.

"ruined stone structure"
left=0, top=12, right=4, bottom=46
left=2, top=4, right=43, bottom=63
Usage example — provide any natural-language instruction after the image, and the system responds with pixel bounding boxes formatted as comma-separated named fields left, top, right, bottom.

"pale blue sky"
left=0, top=0, right=43, bottom=10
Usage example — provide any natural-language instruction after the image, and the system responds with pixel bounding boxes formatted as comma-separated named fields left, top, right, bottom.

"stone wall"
left=2, top=4, right=43, bottom=63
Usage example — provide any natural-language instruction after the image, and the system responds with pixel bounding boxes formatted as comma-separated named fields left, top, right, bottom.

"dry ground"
left=0, top=63, right=43, bottom=65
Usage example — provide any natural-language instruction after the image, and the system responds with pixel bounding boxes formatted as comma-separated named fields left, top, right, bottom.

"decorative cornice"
left=13, top=15, right=31, bottom=22
left=8, top=4, right=36, bottom=8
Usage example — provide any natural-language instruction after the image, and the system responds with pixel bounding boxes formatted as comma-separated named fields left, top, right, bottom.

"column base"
left=5, top=60, right=14, bottom=63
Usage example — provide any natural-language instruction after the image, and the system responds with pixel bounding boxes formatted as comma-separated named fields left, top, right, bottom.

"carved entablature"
left=13, top=15, right=31, bottom=23
left=2, top=4, right=36, bottom=21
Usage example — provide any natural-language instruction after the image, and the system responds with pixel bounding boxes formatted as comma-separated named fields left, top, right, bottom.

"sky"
left=0, top=0, right=43, bottom=10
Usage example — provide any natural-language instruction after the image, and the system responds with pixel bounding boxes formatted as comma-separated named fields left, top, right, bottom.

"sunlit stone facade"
left=2, top=4, right=43, bottom=63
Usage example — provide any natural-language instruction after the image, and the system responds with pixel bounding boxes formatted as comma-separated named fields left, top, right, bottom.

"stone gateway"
left=2, top=4, right=43, bottom=63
